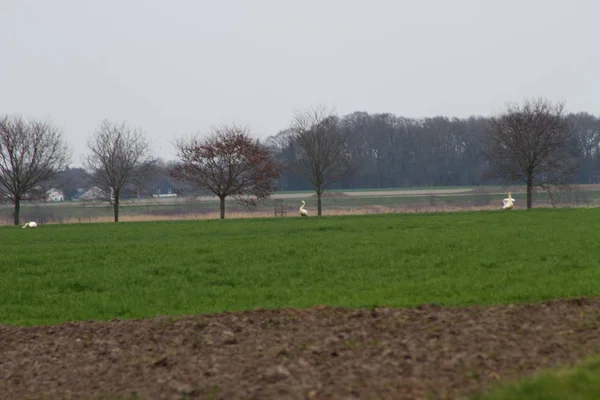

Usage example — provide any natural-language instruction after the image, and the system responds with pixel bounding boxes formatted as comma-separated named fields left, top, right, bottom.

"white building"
left=46, top=188, right=65, bottom=202
left=75, top=187, right=106, bottom=201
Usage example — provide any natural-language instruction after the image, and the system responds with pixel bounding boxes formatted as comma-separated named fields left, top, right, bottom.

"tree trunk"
left=526, top=174, right=533, bottom=209
left=317, top=191, right=322, bottom=216
left=13, top=198, right=21, bottom=226
left=219, top=196, right=226, bottom=219
left=113, top=194, right=120, bottom=222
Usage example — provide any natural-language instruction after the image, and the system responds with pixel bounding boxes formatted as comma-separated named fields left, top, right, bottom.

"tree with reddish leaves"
left=171, top=125, right=281, bottom=219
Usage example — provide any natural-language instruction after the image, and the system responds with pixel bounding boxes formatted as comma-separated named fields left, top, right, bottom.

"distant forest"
left=265, top=110, right=600, bottom=191
left=44, top=110, right=600, bottom=198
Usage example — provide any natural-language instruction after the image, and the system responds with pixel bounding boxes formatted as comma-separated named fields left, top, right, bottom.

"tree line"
left=266, top=100, right=597, bottom=213
left=267, top=104, right=598, bottom=190
left=1, top=98, right=599, bottom=224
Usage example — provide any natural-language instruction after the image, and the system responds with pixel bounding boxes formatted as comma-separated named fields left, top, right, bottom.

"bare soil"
left=2, top=297, right=600, bottom=400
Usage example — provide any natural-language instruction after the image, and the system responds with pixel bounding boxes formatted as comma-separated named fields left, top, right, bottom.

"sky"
left=1, top=0, right=599, bottom=167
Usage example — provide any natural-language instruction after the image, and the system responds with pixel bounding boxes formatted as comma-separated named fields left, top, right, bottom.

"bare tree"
left=0, top=115, right=70, bottom=225
left=484, top=98, right=579, bottom=209
left=171, top=124, right=281, bottom=219
left=288, top=106, right=352, bottom=216
left=83, top=120, right=156, bottom=222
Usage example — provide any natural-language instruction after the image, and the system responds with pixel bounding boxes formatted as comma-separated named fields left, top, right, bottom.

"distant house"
left=46, top=188, right=65, bottom=202
left=70, top=188, right=86, bottom=201
left=72, top=186, right=106, bottom=201
left=152, top=180, right=177, bottom=198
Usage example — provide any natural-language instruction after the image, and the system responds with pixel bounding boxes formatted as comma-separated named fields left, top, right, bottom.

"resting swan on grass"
left=299, top=201, right=308, bottom=217
left=22, top=221, right=38, bottom=229
left=502, top=192, right=515, bottom=210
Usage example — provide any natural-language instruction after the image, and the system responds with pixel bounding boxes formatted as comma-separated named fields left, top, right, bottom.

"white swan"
left=502, top=192, right=515, bottom=210
left=22, top=221, right=38, bottom=228
left=299, top=200, right=308, bottom=217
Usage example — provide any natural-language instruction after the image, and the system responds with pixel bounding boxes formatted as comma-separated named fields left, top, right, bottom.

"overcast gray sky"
left=1, top=0, right=599, bottom=167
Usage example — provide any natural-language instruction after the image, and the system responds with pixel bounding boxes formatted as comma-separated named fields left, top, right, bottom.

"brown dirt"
left=2, top=298, right=600, bottom=400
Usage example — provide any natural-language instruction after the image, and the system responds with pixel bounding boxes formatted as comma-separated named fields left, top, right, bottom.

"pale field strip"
left=1, top=185, right=570, bottom=209
left=2, top=185, right=599, bottom=225
left=1, top=202, right=596, bottom=226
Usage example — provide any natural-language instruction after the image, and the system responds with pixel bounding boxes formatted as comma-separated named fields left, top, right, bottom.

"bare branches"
left=0, top=115, right=71, bottom=225
left=171, top=124, right=281, bottom=219
left=83, top=120, right=156, bottom=222
left=484, top=98, right=579, bottom=208
left=288, top=106, right=352, bottom=215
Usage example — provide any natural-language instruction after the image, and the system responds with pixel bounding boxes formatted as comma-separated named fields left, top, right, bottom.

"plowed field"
left=2, top=297, right=599, bottom=400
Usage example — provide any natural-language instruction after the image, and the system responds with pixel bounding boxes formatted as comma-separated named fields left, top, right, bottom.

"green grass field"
left=2, top=207, right=600, bottom=327
left=474, top=355, right=600, bottom=400
left=2, top=207, right=600, bottom=398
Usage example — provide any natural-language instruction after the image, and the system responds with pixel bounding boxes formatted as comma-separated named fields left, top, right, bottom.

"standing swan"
left=299, top=201, right=308, bottom=217
left=502, top=192, right=515, bottom=210
left=22, top=221, right=38, bottom=228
